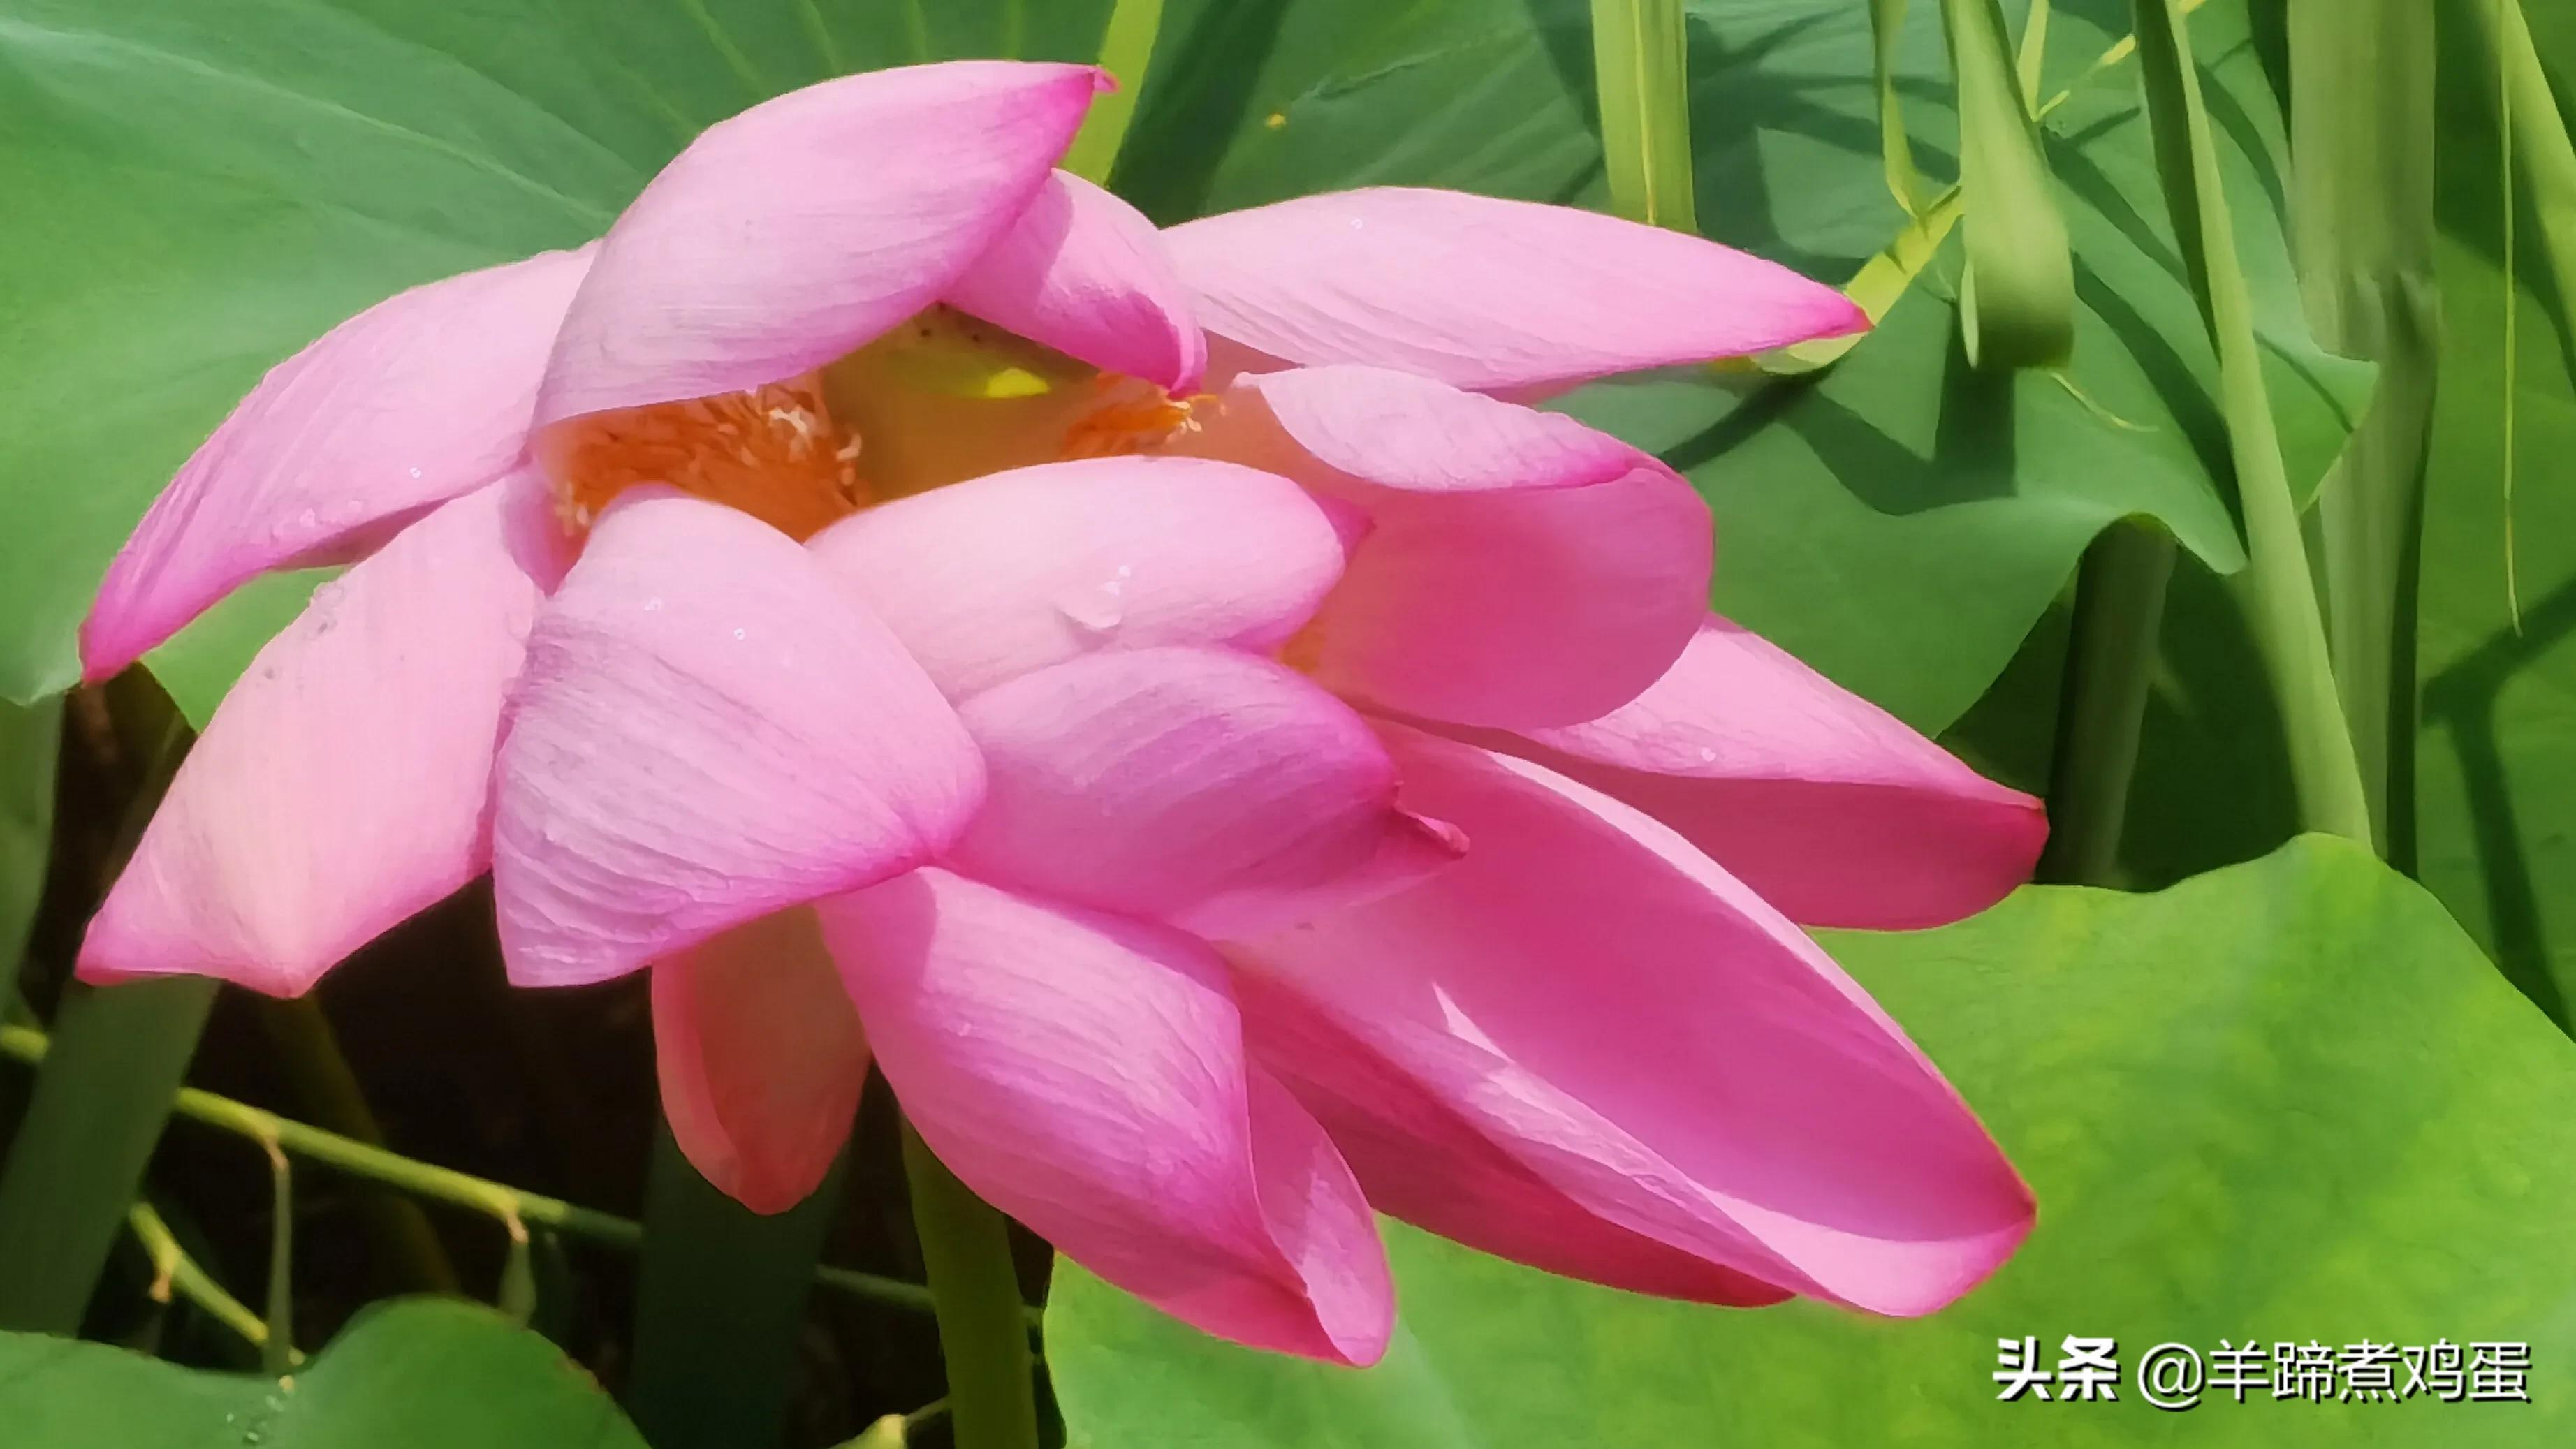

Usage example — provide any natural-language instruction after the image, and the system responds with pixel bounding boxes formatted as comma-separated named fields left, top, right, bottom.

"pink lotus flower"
left=76, top=61, right=2044, bottom=1365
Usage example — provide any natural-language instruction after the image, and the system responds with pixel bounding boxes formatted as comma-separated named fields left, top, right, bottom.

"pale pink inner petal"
left=1162, top=187, right=1868, bottom=391
left=653, top=906, right=871, bottom=1215
left=78, top=472, right=565, bottom=997
left=945, top=170, right=1208, bottom=394
left=946, top=647, right=1462, bottom=939
left=491, top=495, right=982, bottom=987
left=83, top=248, right=592, bottom=680
left=1462, top=615, right=2045, bottom=929
left=804, top=455, right=1352, bottom=700
left=1183, top=366, right=1707, bottom=729
left=538, top=62, right=1105, bottom=426
left=1236, top=726, right=2033, bottom=1316
left=821, top=867, right=1393, bottom=1365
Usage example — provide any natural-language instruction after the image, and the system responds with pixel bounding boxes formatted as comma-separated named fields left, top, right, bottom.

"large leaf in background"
left=0, top=1297, right=647, bottom=1448
left=1941, top=0, right=2576, bottom=1025
left=0, top=0, right=1113, bottom=714
left=1050, top=837, right=2576, bottom=1446
left=1118, top=0, right=2366, bottom=730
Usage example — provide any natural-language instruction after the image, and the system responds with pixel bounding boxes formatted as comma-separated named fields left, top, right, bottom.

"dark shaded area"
left=2421, top=574, right=2576, bottom=1030
left=1, top=686, right=1043, bottom=1447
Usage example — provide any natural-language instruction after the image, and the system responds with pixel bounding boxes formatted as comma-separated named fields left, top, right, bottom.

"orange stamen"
left=547, top=374, right=865, bottom=541
left=1058, top=377, right=1217, bottom=460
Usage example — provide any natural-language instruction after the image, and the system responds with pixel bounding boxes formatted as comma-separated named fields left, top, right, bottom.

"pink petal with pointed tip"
left=77, top=473, right=566, bottom=997
left=946, top=170, right=1206, bottom=393
left=823, top=868, right=1391, bottom=1364
left=1235, top=971, right=1791, bottom=1307
left=1236, top=726, right=2033, bottom=1316
left=804, top=456, right=1350, bottom=700
left=1193, top=365, right=1706, bottom=728
left=82, top=249, right=591, bottom=681
left=537, top=63, right=1104, bottom=426
left=492, top=496, right=981, bottom=988
left=1163, top=188, right=1867, bottom=391
left=654, top=906, right=870, bottom=1214
left=1468, top=615, right=2044, bottom=929
left=948, top=647, right=1461, bottom=939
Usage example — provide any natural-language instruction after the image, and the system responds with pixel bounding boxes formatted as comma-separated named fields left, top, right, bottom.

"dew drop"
left=731, top=627, right=747, bottom=641
left=1057, top=586, right=1126, bottom=633
left=1697, top=746, right=1718, bottom=764
left=407, top=466, right=424, bottom=480
left=642, top=596, right=664, bottom=612
left=295, top=507, right=319, bottom=530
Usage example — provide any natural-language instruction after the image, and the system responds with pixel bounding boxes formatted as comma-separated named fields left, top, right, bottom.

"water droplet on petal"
left=407, top=466, right=424, bottom=480
left=1056, top=584, right=1126, bottom=633
left=731, top=627, right=747, bottom=641
left=1697, top=746, right=1718, bottom=764
left=643, top=596, right=664, bottom=612
left=295, top=507, right=319, bottom=530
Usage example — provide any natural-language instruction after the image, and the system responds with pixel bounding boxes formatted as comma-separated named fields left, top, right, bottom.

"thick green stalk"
left=2128, top=0, right=2373, bottom=843
left=1062, top=0, right=1166, bottom=184
left=0, top=699, right=54, bottom=986
left=2038, top=524, right=2179, bottom=884
left=0, top=976, right=217, bottom=1331
left=629, top=1124, right=851, bottom=1449
left=1590, top=0, right=1699, bottom=230
left=0, top=696, right=60, bottom=1138
left=0, top=1023, right=948, bottom=1318
left=2290, top=0, right=2439, bottom=865
left=901, top=1124, right=1037, bottom=1449
left=1942, top=0, right=2076, bottom=368
left=0, top=693, right=205, bottom=1333
left=1870, top=0, right=1922, bottom=212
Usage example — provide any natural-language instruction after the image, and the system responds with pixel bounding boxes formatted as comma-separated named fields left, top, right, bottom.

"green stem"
left=628, top=1123, right=851, bottom=1449
left=1942, top=0, right=2076, bottom=369
left=901, top=1123, right=1038, bottom=1449
left=1061, top=0, right=1166, bottom=185
left=2290, top=0, right=2438, bottom=865
left=2038, top=523, right=2178, bottom=884
left=128, top=1200, right=286, bottom=1360
left=1869, top=0, right=1922, bottom=212
left=0, top=691, right=205, bottom=1334
left=0, top=696, right=62, bottom=1138
left=2014, top=0, right=2053, bottom=110
left=260, top=1140, right=294, bottom=1376
left=0, top=1023, right=955, bottom=1320
left=0, top=977, right=216, bottom=1332
left=1590, top=0, right=1699, bottom=230
left=253, top=995, right=459, bottom=1293
left=2465, top=0, right=2576, bottom=351
left=2128, top=0, right=2373, bottom=843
